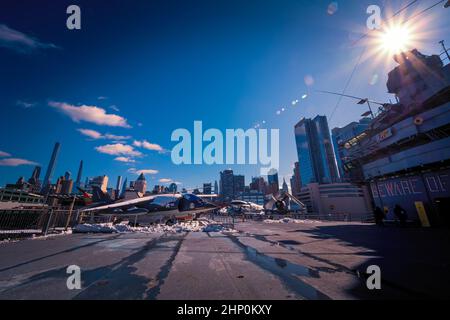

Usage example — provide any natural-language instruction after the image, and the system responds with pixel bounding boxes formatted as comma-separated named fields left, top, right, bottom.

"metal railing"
left=0, top=207, right=112, bottom=239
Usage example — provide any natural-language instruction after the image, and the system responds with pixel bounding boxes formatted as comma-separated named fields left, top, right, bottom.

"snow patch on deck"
left=264, top=218, right=321, bottom=224
left=73, top=219, right=238, bottom=234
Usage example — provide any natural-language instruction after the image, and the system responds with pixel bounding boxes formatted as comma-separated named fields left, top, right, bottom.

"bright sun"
left=380, top=25, right=411, bottom=54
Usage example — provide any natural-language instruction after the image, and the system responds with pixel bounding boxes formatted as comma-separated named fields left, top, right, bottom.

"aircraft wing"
left=284, top=192, right=306, bottom=208
left=80, top=194, right=162, bottom=212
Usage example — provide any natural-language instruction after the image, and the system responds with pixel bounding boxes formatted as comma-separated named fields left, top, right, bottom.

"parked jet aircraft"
left=230, top=200, right=264, bottom=212
left=264, top=192, right=307, bottom=214
left=79, top=187, right=218, bottom=224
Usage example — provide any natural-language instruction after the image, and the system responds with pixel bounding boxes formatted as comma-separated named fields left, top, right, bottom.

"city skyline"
left=1, top=0, right=449, bottom=190
left=1, top=0, right=450, bottom=303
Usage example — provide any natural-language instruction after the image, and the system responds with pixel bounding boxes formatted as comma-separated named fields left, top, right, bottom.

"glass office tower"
left=294, top=116, right=339, bottom=185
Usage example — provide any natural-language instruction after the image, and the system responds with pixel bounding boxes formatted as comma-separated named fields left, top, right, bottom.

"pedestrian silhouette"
left=374, top=206, right=385, bottom=226
left=394, top=204, right=407, bottom=227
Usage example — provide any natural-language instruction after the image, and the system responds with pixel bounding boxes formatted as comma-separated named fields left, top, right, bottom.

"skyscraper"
left=134, top=173, right=147, bottom=194
left=120, top=178, right=128, bottom=198
left=75, top=160, right=83, bottom=188
left=115, top=176, right=123, bottom=200
left=41, top=142, right=61, bottom=192
left=294, top=116, right=339, bottom=185
left=282, top=178, right=288, bottom=193
left=267, top=168, right=279, bottom=195
left=219, top=169, right=234, bottom=201
left=88, top=175, right=109, bottom=192
left=250, top=177, right=267, bottom=194
left=168, top=182, right=177, bottom=193
left=60, top=173, right=74, bottom=194
left=290, top=162, right=302, bottom=195
left=203, top=183, right=212, bottom=194
left=233, top=175, right=245, bottom=196
left=28, top=166, right=41, bottom=187
left=214, top=180, right=218, bottom=194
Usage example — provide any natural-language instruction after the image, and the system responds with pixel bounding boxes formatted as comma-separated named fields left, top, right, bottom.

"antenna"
left=317, top=90, right=391, bottom=119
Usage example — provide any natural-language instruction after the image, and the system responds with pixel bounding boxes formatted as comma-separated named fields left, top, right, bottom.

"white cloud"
left=159, top=178, right=173, bottom=183
left=77, top=128, right=103, bottom=139
left=109, top=105, right=120, bottom=112
left=128, top=168, right=159, bottom=175
left=105, top=134, right=131, bottom=141
left=77, top=128, right=131, bottom=141
left=49, top=101, right=131, bottom=128
left=0, top=150, right=11, bottom=157
left=17, top=100, right=36, bottom=109
left=95, top=143, right=142, bottom=157
left=0, top=24, right=59, bottom=53
left=133, top=140, right=164, bottom=152
left=97, top=96, right=108, bottom=100
left=114, top=157, right=136, bottom=163
left=0, top=158, right=38, bottom=167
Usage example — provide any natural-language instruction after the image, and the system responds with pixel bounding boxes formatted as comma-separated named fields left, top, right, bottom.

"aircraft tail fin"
left=92, top=186, right=112, bottom=203
left=77, top=187, right=91, bottom=198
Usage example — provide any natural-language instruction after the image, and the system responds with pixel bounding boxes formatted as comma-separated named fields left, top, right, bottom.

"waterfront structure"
left=0, top=188, right=44, bottom=204
left=297, top=183, right=372, bottom=219
left=41, top=142, right=61, bottom=192
left=294, top=116, right=339, bottom=185
left=342, top=49, right=450, bottom=226
left=236, top=190, right=265, bottom=206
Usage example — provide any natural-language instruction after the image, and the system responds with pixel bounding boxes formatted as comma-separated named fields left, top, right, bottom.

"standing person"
left=394, top=204, right=407, bottom=227
left=374, top=206, right=385, bottom=226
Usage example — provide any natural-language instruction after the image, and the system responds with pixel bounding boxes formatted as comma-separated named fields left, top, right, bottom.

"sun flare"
left=380, top=25, right=412, bottom=55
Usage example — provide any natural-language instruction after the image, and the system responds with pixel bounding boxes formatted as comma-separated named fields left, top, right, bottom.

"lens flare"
left=380, top=25, right=411, bottom=54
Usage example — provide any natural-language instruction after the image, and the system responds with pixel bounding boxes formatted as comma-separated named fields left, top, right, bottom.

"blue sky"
left=0, top=0, right=449, bottom=190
